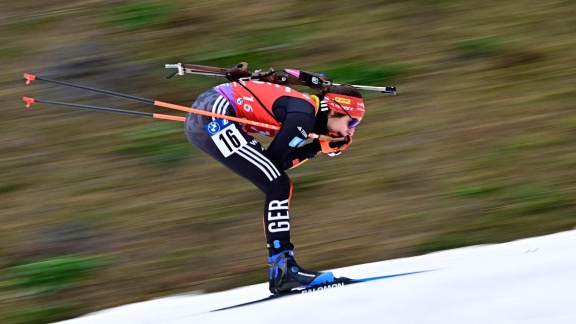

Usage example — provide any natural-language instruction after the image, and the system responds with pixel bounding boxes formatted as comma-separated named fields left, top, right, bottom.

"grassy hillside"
left=1, top=1, right=575, bottom=322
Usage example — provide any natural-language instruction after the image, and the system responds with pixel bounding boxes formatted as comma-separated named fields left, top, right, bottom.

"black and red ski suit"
left=184, top=81, right=327, bottom=252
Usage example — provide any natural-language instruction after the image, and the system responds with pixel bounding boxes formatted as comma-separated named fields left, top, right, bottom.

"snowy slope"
left=58, top=230, right=576, bottom=324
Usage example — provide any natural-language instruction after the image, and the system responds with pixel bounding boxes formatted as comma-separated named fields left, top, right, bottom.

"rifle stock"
left=182, top=62, right=251, bottom=78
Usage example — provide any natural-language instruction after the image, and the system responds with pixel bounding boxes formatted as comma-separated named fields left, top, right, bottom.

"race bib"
left=205, top=119, right=247, bottom=157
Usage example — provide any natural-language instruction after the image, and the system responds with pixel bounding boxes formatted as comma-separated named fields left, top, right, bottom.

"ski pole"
left=24, top=73, right=154, bottom=104
left=22, top=97, right=185, bottom=122
left=23, top=73, right=344, bottom=141
left=23, top=73, right=281, bottom=132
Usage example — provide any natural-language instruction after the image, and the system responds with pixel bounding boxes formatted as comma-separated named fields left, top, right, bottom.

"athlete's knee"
left=266, top=174, right=292, bottom=197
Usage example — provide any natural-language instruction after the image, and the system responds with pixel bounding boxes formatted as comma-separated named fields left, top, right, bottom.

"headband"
left=323, top=93, right=365, bottom=118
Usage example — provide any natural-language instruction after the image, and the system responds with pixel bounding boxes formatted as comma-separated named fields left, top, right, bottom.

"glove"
left=312, top=132, right=352, bottom=156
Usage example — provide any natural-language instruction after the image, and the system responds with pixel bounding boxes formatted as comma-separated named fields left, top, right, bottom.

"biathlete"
left=184, top=69, right=365, bottom=294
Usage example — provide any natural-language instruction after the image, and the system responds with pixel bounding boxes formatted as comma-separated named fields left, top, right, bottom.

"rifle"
left=164, top=62, right=397, bottom=95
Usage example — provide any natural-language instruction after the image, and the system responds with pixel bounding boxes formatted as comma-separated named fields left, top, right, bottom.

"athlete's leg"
left=184, top=90, right=335, bottom=294
left=184, top=90, right=292, bottom=246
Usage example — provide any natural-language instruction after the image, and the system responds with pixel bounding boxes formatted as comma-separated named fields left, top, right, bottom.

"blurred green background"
left=1, top=0, right=575, bottom=322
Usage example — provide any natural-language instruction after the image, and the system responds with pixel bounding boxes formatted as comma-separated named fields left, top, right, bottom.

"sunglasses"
left=331, top=98, right=361, bottom=129
left=347, top=118, right=361, bottom=129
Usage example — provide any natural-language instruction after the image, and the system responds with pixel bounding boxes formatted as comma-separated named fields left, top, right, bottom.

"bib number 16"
left=205, top=119, right=247, bottom=157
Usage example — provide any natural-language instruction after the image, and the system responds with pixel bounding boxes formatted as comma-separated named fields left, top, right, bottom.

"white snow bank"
left=57, top=230, right=576, bottom=324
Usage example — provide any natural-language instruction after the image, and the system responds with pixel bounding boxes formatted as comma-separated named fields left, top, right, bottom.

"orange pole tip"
left=23, top=73, right=36, bottom=85
left=152, top=113, right=186, bottom=122
left=22, top=97, right=35, bottom=108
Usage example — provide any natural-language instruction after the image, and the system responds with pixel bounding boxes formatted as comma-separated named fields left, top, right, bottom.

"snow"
left=57, top=230, right=576, bottom=324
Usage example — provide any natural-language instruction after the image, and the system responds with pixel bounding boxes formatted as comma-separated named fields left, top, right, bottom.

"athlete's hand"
left=313, top=133, right=352, bottom=156
left=329, top=133, right=352, bottom=152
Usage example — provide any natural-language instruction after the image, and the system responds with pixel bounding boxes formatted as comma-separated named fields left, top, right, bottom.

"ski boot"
left=268, top=249, right=336, bottom=294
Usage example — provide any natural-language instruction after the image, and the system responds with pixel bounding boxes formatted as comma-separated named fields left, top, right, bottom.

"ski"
left=211, top=270, right=431, bottom=311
